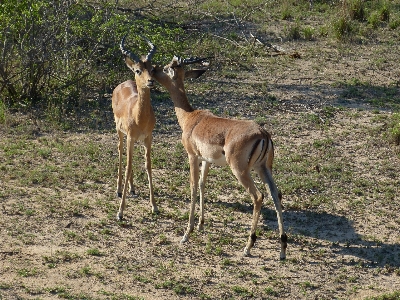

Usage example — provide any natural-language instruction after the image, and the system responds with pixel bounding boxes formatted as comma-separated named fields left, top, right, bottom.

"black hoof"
left=130, top=191, right=139, bottom=198
left=117, top=192, right=122, bottom=198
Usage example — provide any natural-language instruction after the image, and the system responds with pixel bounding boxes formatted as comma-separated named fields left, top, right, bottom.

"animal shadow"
left=261, top=208, right=400, bottom=268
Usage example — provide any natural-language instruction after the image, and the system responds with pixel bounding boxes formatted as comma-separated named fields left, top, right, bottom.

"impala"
left=152, top=57, right=287, bottom=259
left=112, top=35, right=157, bottom=220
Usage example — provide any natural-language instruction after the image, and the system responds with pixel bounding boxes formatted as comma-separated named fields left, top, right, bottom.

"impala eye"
left=135, top=69, right=142, bottom=75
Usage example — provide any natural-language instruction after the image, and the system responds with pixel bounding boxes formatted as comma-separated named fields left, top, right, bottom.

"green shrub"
left=281, top=2, right=293, bottom=20
left=379, top=3, right=390, bottom=22
left=303, top=26, right=315, bottom=40
left=368, top=11, right=382, bottom=28
left=347, top=0, right=365, bottom=21
left=332, top=14, right=353, bottom=39
left=389, top=18, right=400, bottom=29
left=0, top=101, right=6, bottom=124
left=0, top=1, right=185, bottom=117
left=286, top=23, right=301, bottom=40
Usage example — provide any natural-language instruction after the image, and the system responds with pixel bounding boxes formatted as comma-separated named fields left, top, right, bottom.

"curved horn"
left=120, top=34, right=140, bottom=63
left=141, top=36, right=157, bottom=61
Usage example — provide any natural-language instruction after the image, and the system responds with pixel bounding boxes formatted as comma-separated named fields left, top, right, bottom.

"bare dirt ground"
left=1, top=21, right=400, bottom=300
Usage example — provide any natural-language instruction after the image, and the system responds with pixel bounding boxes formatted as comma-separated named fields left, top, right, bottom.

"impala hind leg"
left=181, top=155, right=199, bottom=243
left=117, top=136, right=135, bottom=220
left=256, top=166, right=287, bottom=260
left=198, top=161, right=210, bottom=231
left=144, top=135, right=157, bottom=213
left=231, top=169, right=264, bottom=256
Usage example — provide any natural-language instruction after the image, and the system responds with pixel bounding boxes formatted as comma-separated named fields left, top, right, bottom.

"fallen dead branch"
left=249, top=33, right=301, bottom=58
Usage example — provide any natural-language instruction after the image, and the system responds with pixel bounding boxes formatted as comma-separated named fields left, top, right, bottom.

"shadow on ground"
left=210, top=199, right=399, bottom=268
left=264, top=208, right=400, bottom=268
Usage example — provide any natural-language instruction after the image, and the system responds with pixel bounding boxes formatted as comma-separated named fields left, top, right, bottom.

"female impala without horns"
left=112, top=36, right=158, bottom=220
left=152, top=57, right=287, bottom=259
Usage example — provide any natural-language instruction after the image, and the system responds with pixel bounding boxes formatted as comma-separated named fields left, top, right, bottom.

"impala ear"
left=125, top=57, right=136, bottom=71
left=184, top=69, right=206, bottom=80
left=164, top=66, right=176, bottom=79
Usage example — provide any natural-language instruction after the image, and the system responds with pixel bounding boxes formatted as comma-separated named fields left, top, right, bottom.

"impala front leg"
left=198, top=161, right=210, bottom=231
left=144, top=135, right=157, bottom=213
left=116, top=130, right=124, bottom=198
left=128, top=167, right=135, bottom=196
left=117, top=137, right=134, bottom=220
left=181, top=155, right=199, bottom=243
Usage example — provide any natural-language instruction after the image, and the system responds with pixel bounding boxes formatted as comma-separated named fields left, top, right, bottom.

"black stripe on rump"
left=258, top=138, right=269, bottom=163
left=248, top=139, right=262, bottom=163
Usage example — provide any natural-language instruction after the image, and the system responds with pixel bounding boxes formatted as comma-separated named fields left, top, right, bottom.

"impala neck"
left=135, top=86, right=152, bottom=119
left=138, top=86, right=151, bottom=104
left=169, top=81, right=195, bottom=129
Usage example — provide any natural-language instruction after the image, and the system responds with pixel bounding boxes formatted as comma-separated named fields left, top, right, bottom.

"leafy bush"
left=0, top=0, right=185, bottom=118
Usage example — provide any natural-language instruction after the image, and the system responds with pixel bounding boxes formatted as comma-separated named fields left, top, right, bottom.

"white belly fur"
left=199, top=155, right=227, bottom=166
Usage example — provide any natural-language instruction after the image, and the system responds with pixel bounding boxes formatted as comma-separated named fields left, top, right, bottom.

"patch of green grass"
left=17, top=267, right=38, bottom=277
left=0, top=282, right=12, bottom=289
left=18, top=233, right=36, bottom=245
left=303, top=26, right=315, bottom=40
left=232, top=285, right=253, bottom=297
left=221, top=258, right=234, bottom=267
left=157, top=233, right=170, bottom=245
left=79, top=265, right=92, bottom=276
left=133, top=274, right=152, bottom=284
left=47, top=287, right=94, bottom=300
left=155, top=280, right=194, bottom=295
left=366, top=290, right=400, bottom=300
left=386, top=113, right=400, bottom=145
left=46, top=286, right=68, bottom=294
left=63, top=230, right=82, bottom=242
left=313, top=138, right=334, bottom=149
left=43, top=250, right=81, bottom=266
left=265, top=286, right=279, bottom=297
left=86, top=248, right=102, bottom=256
left=204, top=268, right=215, bottom=277
left=299, top=280, right=314, bottom=291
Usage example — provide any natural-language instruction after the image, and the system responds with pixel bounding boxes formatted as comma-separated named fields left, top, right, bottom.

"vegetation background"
left=1, top=0, right=400, bottom=299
